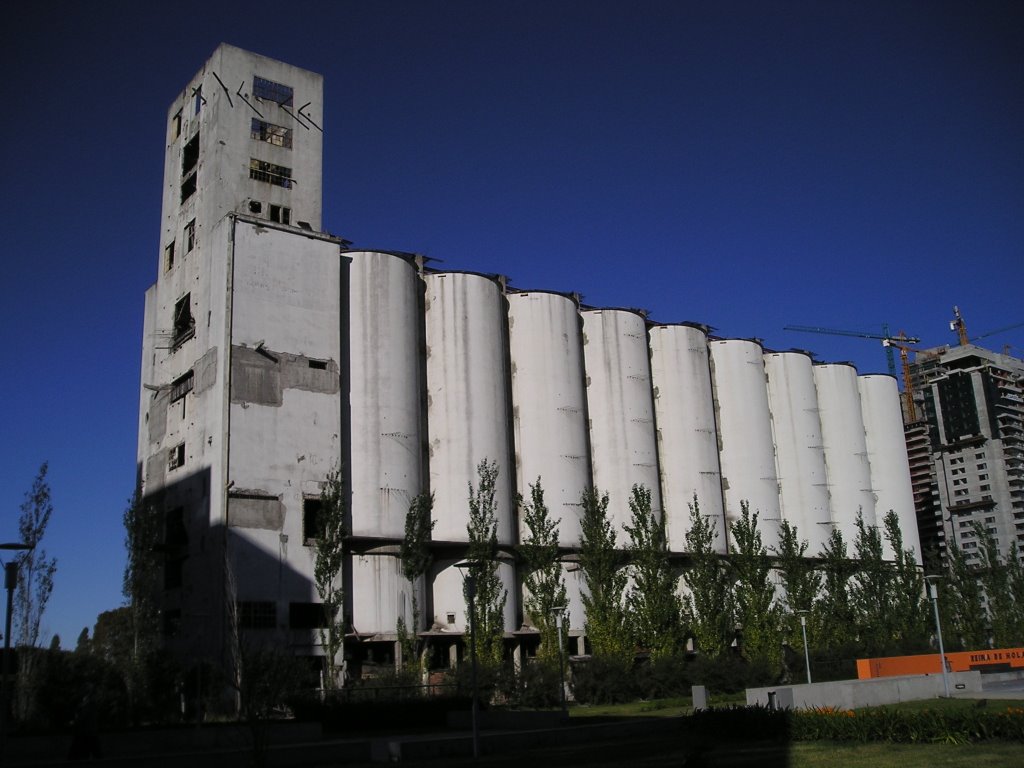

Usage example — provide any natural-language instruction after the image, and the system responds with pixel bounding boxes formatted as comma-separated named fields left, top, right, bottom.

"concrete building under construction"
left=137, top=45, right=921, bottom=674
left=904, top=344, right=1024, bottom=567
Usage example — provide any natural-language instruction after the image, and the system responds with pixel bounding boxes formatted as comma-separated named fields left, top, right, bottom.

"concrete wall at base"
left=746, top=671, right=982, bottom=710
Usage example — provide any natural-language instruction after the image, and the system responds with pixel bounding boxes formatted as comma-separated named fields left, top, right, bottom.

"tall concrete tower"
left=138, top=45, right=344, bottom=664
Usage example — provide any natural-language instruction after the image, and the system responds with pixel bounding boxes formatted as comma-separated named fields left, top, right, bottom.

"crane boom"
left=783, top=325, right=921, bottom=378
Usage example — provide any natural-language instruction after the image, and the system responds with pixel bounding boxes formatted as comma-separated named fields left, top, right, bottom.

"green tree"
left=975, top=524, right=1024, bottom=647
left=814, top=528, right=857, bottom=652
left=122, top=488, right=162, bottom=716
left=623, top=485, right=685, bottom=658
left=14, top=463, right=58, bottom=648
left=773, top=519, right=821, bottom=654
left=729, top=502, right=784, bottom=674
left=315, top=464, right=347, bottom=689
left=398, top=491, right=434, bottom=669
left=882, top=510, right=930, bottom=652
left=465, top=459, right=508, bottom=666
left=518, top=478, right=568, bottom=661
left=681, top=497, right=734, bottom=658
left=849, top=512, right=891, bottom=655
left=578, top=487, right=630, bottom=658
left=941, top=543, right=987, bottom=650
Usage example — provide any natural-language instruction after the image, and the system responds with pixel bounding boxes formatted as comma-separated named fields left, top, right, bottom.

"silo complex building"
left=138, top=46, right=920, bottom=672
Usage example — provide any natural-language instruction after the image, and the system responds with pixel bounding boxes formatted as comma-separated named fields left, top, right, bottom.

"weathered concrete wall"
left=746, top=671, right=983, bottom=710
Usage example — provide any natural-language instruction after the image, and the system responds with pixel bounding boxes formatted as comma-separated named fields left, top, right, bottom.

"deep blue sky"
left=2, top=1, right=1021, bottom=646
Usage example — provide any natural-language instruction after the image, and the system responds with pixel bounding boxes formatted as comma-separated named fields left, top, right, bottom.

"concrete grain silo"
left=649, top=323, right=727, bottom=552
left=424, top=271, right=516, bottom=633
left=581, top=309, right=661, bottom=530
left=508, top=291, right=591, bottom=632
left=507, top=291, right=591, bottom=545
left=764, top=351, right=832, bottom=556
left=709, top=339, right=782, bottom=550
left=347, top=250, right=427, bottom=635
left=814, top=363, right=877, bottom=545
left=859, top=374, right=922, bottom=562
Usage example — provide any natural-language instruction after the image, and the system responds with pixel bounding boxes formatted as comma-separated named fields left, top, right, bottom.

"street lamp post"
left=454, top=561, right=480, bottom=759
left=551, top=605, right=567, bottom=718
left=1, top=542, right=33, bottom=757
left=796, top=610, right=812, bottom=685
left=924, top=575, right=951, bottom=698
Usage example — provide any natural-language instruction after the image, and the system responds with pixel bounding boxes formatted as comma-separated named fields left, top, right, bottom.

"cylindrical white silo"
left=814, top=363, right=877, bottom=547
left=708, top=339, right=782, bottom=550
left=424, top=272, right=514, bottom=545
left=764, top=351, right=832, bottom=556
left=507, top=291, right=591, bottom=547
left=859, top=374, right=922, bottom=563
left=350, top=551, right=412, bottom=637
left=348, top=251, right=424, bottom=539
left=581, top=309, right=661, bottom=530
left=649, top=324, right=727, bottom=553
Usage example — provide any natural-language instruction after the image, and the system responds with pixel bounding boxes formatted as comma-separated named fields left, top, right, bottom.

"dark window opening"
left=165, top=506, right=188, bottom=550
left=251, top=118, right=293, bottom=148
left=303, top=497, right=323, bottom=543
left=168, top=442, right=185, bottom=470
left=182, top=133, right=200, bottom=175
left=181, top=172, right=197, bottom=203
left=253, top=76, right=294, bottom=107
left=270, top=204, right=291, bottom=225
left=170, top=370, right=194, bottom=402
left=163, top=609, right=181, bottom=637
left=185, top=219, right=196, bottom=252
left=172, top=110, right=182, bottom=139
left=249, top=200, right=262, bottom=213
left=165, top=241, right=175, bottom=271
left=289, top=602, right=331, bottom=630
left=308, top=358, right=327, bottom=370
left=193, top=84, right=203, bottom=115
left=238, top=601, right=277, bottom=630
left=164, top=557, right=184, bottom=589
left=173, top=294, right=195, bottom=346
left=249, top=158, right=292, bottom=189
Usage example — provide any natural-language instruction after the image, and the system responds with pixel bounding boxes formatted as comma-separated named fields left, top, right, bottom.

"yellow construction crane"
left=881, top=335, right=928, bottom=422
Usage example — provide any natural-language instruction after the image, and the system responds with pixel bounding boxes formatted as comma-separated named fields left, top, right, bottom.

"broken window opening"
left=238, top=601, right=277, bottom=630
left=172, top=110, right=182, bottom=139
left=163, top=609, right=181, bottom=637
left=302, top=497, right=323, bottom=543
left=168, top=442, right=186, bottom=471
left=193, top=84, right=203, bottom=115
left=270, top=204, right=291, bottom=225
left=248, top=200, right=262, bottom=213
left=170, top=370, right=194, bottom=402
left=289, top=602, right=331, bottom=630
left=164, top=241, right=175, bottom=271
left=165, top=506, right=189, bottom=550
left=182, top=133, right=200, bottom=175
left=249, top=158, right=292, bottom=189
left=185, top=219, right=196, bottom=253
left=173, top=293, right=195, bottom=346
left=307, top=358, right=327, bottom=370
left=251, top=118, right=293, bottom=149
left=253, top=76, right=294, bottom=107
left=180, top=172, right=197, bottom=203
left=164, top=556, right=184, bottom=589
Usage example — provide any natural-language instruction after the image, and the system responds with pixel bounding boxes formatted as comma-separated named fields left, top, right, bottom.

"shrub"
left=569, top=655, right=635, bottom=705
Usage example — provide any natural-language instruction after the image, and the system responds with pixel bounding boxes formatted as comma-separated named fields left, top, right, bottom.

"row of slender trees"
left=411, top=461, right=1024, bottom=683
